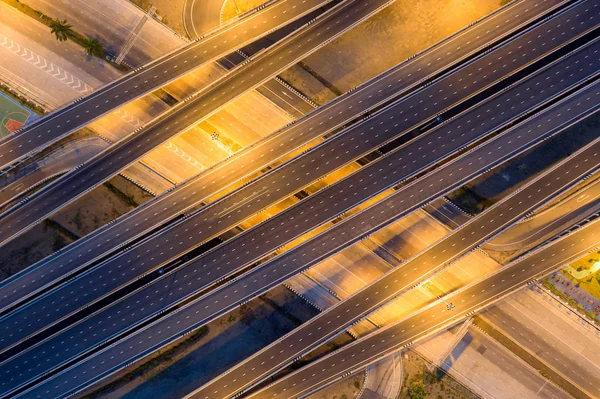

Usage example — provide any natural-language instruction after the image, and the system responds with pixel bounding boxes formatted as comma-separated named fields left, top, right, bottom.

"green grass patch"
left=0, top=83, right=44, bottom=115
left=473, top=316, right=592, bottom=399
left=0, top=92, right=30, bottom=139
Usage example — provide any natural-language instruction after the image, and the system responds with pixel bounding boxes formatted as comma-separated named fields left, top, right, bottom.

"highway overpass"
left=250, top=212, right=600, bottom=399
left=3, top=36, right=599, bottom=399
left=193, top=115, right=600, bottom=399
left=0, top=0, right=568, bottom=321
left=0, top=0, right=333, bottom=169
left=0, top=0, right=393, bottom=249
left=0, top=0, right=593, bottom=361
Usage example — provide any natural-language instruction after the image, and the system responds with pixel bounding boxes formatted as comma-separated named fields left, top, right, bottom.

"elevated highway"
left=0, top=0, right=570, bottom=319
left=0, top=0, right=333, bottom=169
left=0, top=0, right=593, bottom=360
left=4, top=37, right=599, bottom=399
left=0, top=0, right=393, bottom=248
left=193, top=113, right=600, bottom=399
left=251, top=213, right=600, bottom=399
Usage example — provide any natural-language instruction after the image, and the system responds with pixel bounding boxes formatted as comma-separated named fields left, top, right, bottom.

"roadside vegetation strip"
left=472, top=316, right=591, bottom=399
left=0, top=0, right=127, bottom=71
left=541, top=278, right=600, bottom=325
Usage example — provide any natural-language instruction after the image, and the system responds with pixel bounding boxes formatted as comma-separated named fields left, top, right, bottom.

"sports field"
left=0, top=92, right=30, bottom=139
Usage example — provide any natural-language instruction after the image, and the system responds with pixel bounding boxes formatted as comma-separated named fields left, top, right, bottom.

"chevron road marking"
left=0, top=33, right=93, bottom=94
left=113, top=108, right=142, bottom=127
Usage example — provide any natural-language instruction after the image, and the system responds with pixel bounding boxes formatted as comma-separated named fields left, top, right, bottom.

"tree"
left=82, top=38, right=104, bottom=58
left=408, top=382, right=428, bottom=399
left=50, top=19, right=73, bottom=42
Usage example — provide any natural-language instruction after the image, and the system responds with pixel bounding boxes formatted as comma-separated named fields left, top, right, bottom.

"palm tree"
left=49, top=19, right=72, bottom=42
left=82, top=37, right=104, bottom=58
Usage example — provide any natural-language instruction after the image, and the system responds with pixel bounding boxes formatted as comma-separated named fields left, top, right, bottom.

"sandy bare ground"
left=280, top=0, right=502, bottom=104
left=0, top=176, right=152, bottom=280
left=77, top=286, right=319, bottom=399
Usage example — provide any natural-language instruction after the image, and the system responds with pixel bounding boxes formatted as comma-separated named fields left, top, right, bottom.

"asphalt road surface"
left=486, top=177, right=600, bottom=252
left=482, top=292, right=600, bottom=397
left=0, top=0, right=331, bottom=169
left=190, top=94, right=600, bottom=399
left=0, top=0, right=563, bottom=317
left=252, top=216, right=600, bottom=399
left=0, top=0, right=387, bottom=248
left=6, top=43, right=600, bottom=399
left=0, top=1, right=591, bottom=361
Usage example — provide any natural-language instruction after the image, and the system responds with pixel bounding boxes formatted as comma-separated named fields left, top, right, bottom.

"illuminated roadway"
left=4, top=38, right=599, bottom=399
left=0, top=0, right=391, bottom=249
left=0, top=0, right=567, bottom=318
left=0, top=0, right=332, bottom=169
left=192, top=110, right=600, bottom=399
left=0, top=0, right=592, bottom=360
left=485, top=177, right=600, bottom=251
left=0, top=0, right=568, bottom=324
left=252, top=215, right=600, bottom=399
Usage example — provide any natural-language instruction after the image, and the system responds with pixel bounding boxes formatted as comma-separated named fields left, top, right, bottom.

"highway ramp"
left=0, top=0, right=333, bottom=169
left=1, top=0, right=593, bottom=363
left=4, top=39, right=600, bottom=399
left=250, top=210, right=600, bottom=399
left=0, top=0, right=568, bottom=321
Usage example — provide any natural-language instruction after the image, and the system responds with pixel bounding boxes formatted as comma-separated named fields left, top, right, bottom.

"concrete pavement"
left=481, top=288, right=600, bottom=397
left=360, top=353, right=402, bottom=399
left=417, top=327, right=570, bottom=399
left=0, top=2, right=121, bottom=108
left=183, top=0, right=224, bottom=39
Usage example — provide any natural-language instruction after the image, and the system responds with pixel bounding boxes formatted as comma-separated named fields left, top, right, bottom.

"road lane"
left=5, top=41, right=600, bottom=399
left=0, top=0, right=391, bottom=249
left=0, top=0, right=332, bottom=169
left=194, top=108, right=600, bottom=399
left=1, top=2, right=594, bottom=360
left=252, top=216, right=600, bottom=399
left=0, top=0, right=568, bottom=318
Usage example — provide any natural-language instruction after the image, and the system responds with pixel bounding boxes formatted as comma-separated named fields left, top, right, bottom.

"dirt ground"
left=52, top=175, right=153, bottom=237
left=280, top=0, right=503, bottom=105
left=77, top=286, right=320, bottom=399
left=305, top=373, right=365, bottom=399
left=448, top=112, right=600, bottom=214
left=221, top=0, right=268, bottom=22
left=0, top=222, right=74, bottom=281
left=129, top=0, right=187, bottom=36
left=0, top=176, right=152, bottom=280
left=400, top=350, right=479, bottom=399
